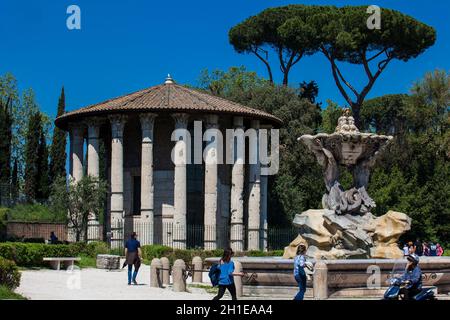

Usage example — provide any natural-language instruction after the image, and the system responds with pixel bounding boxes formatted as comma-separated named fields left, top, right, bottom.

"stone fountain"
left=284, top=109, right=412, bottom=260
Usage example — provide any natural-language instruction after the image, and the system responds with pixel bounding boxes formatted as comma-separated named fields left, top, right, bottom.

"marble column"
left=259, top=124, right=271, bottom=251
left=140, top=113, right=157, bottom=245
left=68, top=123, right=84, bottom=242
left=247, top=119, right=261, bottom=251
left=87, top=120, right=100, bottom=178
left=172, top=113, right=189, bottom=249
left=260, top=167, right=268, bottom=251
left=204, top=114, right=219, bottom=250
left=69, top=124, right=85, bottom=182
left=109, top=115, right=127, bottom=223
left=86, top=119, right=101, bottom=227
left=230, top=116, right=245, bottom=252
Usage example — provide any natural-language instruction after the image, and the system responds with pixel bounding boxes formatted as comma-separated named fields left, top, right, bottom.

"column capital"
left=233, top=116, right=244, bottom=129
left=251, top=119, right=260, bottom=129
left=172, top=113, right=189, bottom=128
left=260, top=123, right=273, bottom=130
left=139, top=113, right=157, bottom=131
left=205, top=114, right=219, bottom=126
left=68, top=122, right=85, bottom=135
left=109, top=114, right=128, bottom=138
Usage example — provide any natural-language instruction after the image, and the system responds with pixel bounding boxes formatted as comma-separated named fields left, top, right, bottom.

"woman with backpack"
left=212, top=248, right=244, bottom=300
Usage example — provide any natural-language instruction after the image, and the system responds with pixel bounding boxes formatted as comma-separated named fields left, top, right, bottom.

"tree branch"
left=320, top=46, right=354, bottom=107
left=252, top=47, right=274, bottom=83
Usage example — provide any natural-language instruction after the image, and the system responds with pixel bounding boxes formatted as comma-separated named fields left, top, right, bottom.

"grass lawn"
left=0, top=285, right=27, bottom=300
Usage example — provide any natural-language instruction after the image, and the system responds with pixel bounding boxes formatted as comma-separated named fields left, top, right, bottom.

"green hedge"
left=0, top=257, right=21, bottom=289
left=0, top=241, right=110, bottom=267
left=141, top=245, right=283, bottom=264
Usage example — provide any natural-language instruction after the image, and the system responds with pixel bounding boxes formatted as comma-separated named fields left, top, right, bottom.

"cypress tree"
left=11, top=159, right=18, bottom=203
left=49, top=87, right=67, bottom=184
left=37, top=130, right=50, bottom=200
left=24, top=112, right=42, bottom=202
left=0, top=98, right=12, bottom=183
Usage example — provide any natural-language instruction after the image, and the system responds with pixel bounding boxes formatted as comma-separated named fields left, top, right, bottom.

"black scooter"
left=383, top=277, right=436, bottom=300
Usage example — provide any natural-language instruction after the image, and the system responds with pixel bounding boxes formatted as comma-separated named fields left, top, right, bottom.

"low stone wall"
left=205, top=256, right=450, bottom=298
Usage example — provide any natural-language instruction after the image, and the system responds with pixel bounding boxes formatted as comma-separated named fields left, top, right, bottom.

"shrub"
left=0, top=257, right=21, bottom=289
left=0, top=243, right=80, bottom=267
left=141, top=245, right=172, bottom=262
left=83, top=241, right=110, bottom=257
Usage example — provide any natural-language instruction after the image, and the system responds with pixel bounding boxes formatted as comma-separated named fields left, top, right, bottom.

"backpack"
left=209, top=263, right=221, bottom=287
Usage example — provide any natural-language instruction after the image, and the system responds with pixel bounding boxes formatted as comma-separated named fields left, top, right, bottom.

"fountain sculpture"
left=284, top=109, right=412, bottom=260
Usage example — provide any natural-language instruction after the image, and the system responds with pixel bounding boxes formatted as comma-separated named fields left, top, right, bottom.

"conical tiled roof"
left=55, top=79, right=282, bottom=129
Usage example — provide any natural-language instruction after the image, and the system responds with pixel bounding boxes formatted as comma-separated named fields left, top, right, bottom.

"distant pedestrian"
left=429, top=243, right=438, bottom=256
left=212, top=248, right=244, bottom=300
left=124, top=232, right=142, bottom=285
left=436, top=243, right=444, bottom=256
left=423, top=242, right=430, bottom=256
left=403, top=243, right=410, bottom=256
left=414, top=239, right=423, bottom=256
left=408, top=241, right=414, bottom=254
left=293, top=244, right=307, bottom=301
left=49, top=231, right=58, bottom=244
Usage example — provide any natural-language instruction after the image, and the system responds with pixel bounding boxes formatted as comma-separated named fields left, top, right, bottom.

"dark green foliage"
left=24, top=112, right=45, bottom=202
left=37, top=130, right=50, bottom=200
left=363, top=70, right=450, bottom=247
left=49, top=87, right=67, bottom=184
left=0, top=257, right=21, bottom=290
left=0, top=98, right=12, bottom=184
left=10, top=160, right=18, bottom=203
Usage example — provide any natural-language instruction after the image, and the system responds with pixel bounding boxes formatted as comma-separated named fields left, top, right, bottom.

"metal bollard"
left=160, top=257, right=170, bottom=286
left=150, top=258, right=162, bottom=288
left=172, top=259, right=186, bottom=292
left=234, top=260, right=243, bottom=298
left=313, top=260, right=328, bottom=300
left=192, top=256, right=203, bottom=283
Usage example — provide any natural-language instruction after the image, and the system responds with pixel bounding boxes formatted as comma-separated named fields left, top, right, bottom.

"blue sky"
left=0, top=0, right=449, bottom=118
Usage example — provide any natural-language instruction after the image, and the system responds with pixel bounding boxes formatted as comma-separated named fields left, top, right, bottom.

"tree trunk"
left=351, top=102, right=362, bottom=129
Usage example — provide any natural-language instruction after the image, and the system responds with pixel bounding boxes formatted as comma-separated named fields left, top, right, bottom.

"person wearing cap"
left=124, top=232, right=142, bottom=285
left=400, top=254, right=422, bottom=299
left=293, top=244, right=308, bottom=300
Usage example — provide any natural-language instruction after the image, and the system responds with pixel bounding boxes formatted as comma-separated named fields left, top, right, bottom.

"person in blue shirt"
left=293, top=244, right=307, bottom=300
left=212, top=248, right=244, bottom=300
left=400, top=253, right=422, bottom=299
left=124, top=232, right=142, bottom=285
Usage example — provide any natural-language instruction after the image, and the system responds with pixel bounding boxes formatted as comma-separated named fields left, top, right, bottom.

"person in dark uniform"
left=124, top=232, right=142, bottom=285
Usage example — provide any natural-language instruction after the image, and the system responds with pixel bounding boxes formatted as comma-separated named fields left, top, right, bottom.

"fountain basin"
left=205, top=256, right=450, bottom=298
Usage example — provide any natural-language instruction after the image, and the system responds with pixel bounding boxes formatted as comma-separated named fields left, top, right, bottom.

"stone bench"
left=43, top=257, right=81, bottom=270
left=96, top=254, right=121, bottom=270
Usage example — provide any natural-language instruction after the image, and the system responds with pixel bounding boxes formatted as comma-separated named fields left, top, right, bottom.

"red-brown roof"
left=55, top=81, right=282, bottom=129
